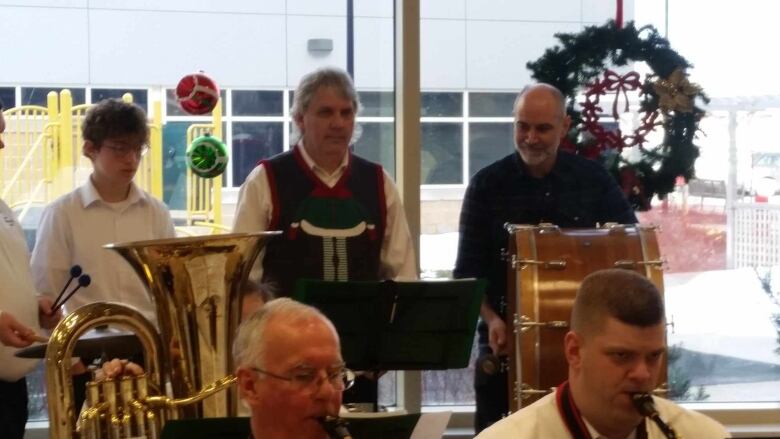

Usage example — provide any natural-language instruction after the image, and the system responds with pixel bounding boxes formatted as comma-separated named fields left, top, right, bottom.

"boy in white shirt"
left=30, top=98, right=175, bottom=409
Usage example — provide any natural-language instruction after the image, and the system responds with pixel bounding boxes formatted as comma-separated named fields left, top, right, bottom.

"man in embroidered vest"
left=233, top=66, right=417, bottom=405
left=233, top=66, right=416, bottom=296
left=476, top=269, right=730, bottom=439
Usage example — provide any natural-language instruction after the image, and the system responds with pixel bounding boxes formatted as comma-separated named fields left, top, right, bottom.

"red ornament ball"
left=176, top=72, right=220, bottom=115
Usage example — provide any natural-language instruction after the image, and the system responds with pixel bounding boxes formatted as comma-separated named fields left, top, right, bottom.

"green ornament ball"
left=186, top=134, right=228, bottom=178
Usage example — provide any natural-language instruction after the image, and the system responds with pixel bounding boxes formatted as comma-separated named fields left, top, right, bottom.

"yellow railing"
left=1, top=92, right=58, bottom=208
left=2, top=123, right=56, bottom=203
left=1, top=89, right=225, bottom=231
left=1, top=90, right=165, bottom=210
left=185, top=100, right=224, bottom=232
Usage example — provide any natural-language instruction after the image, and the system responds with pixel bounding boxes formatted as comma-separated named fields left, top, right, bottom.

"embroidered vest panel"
left=261, top=149, right=385, bottom=296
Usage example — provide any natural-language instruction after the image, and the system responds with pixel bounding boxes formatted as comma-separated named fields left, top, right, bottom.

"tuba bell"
left=45, top=231, right=279, bottom=439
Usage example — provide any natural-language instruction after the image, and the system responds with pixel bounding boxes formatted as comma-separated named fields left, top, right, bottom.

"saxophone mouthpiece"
left=319, top=415, right=353, bottom=439
left=631, top=392, right=679, bottom=439
left=631, top=392, right=657, bottom=417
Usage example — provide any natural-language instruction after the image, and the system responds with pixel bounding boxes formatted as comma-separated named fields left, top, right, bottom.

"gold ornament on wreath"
left=653, top=67, right=703, bottom=114
left=528, top=20, right=709, bottom=210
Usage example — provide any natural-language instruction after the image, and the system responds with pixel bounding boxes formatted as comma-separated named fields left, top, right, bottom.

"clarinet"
left=631, top=393, right=680, bottom=439
left=319, top=416, right=354, bottom=439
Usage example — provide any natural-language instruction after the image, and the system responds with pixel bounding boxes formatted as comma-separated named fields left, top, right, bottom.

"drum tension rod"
left=514, top=315, right=569, bottom=333
left=511, top=255, right=567, bottom=270
left=516, top=382, right=554, bottom=400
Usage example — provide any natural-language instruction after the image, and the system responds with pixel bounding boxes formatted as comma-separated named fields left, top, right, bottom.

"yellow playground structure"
left=0, top=90, right=225, bottom=232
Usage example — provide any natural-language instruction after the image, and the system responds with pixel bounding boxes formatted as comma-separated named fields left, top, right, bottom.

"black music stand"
left=293, top=279, right=485, bottom=371
left=161, top=417, right=250, bottom=439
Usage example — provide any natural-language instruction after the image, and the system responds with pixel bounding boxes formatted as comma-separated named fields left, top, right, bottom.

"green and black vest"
left=261, top=147, right=386, bottom=296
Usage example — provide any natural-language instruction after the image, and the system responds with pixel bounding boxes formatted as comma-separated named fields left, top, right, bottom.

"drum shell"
left=506, top=225, right=665, bottom=412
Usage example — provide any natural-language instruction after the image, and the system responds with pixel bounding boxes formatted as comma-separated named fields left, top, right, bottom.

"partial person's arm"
left=0, top=310, right=37, bottom=348
left=158, top=203, right=176, bottom=239
left=232, top=164, right=273, bottom=233
left=30, top=204, right=73, bottom=302
left=37, top=296, right=61, bottom=330
left=233, top=165, right=274, bottom=282
left=92, top=358, right=144, bottom=382
left=599, top=169, right=638, bottom=224
left=379, top=171, right=418, bottom=280
left=453, top=177, right=506, bottom=355
left=453, top=177, right=492, bottom=281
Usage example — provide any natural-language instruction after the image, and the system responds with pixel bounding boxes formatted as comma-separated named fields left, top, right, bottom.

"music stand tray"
left=293, top=279, right=485, bottom=371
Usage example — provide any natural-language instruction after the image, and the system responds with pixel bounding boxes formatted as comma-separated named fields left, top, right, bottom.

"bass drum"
left=506, top=223, right=665, bottom=412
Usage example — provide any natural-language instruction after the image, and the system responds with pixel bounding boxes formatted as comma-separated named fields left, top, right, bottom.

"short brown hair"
left=570, top=269, right=664, bottom=336
left=82, top=99, right=148, bottom=146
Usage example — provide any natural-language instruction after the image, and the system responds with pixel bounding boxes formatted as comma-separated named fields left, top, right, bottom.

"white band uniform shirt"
left=475, top=391, right=730, bottom=439
left=0, top=200, right=41, bottom=381
left=31, top=178, right=175, bottom=325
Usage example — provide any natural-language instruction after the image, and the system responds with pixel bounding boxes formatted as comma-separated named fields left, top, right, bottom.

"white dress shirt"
left=31, top=178, right=176, bottom=325
left=0, top=199, right=41, bottom=381
left=475, top=391, right=731, bottom=439
left=233, top=144, right=417, bottom=282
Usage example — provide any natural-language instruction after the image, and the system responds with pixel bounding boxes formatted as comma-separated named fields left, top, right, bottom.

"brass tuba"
left=45, top=231, right=278, bottom=439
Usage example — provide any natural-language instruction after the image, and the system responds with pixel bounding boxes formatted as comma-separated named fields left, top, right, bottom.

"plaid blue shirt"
left=454, top=150, right=637, bottom=331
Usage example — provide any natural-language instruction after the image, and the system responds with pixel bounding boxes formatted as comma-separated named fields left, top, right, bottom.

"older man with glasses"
left=233, top=298, right=353, bottom=439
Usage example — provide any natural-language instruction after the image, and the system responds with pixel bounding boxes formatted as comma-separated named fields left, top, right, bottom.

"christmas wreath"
left=527, top=20, right=709, bottom=210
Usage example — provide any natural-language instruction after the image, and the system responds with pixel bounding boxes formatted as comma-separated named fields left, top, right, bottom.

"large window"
left=5, top=0, right=780, bottom=435
left=92, top=88, right=148, bottom=109
left=0, top=87, right=16, bottom=108
left=21, top=87, right=85, bottom=106
left=416, top=4, right=780, bottom=435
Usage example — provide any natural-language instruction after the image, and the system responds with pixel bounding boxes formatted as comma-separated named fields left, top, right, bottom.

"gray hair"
left=513, top=83, right=567, bottom=120
left=232, top=298, right=335, bottom=369
left=289, top=66, right=362, bottom=146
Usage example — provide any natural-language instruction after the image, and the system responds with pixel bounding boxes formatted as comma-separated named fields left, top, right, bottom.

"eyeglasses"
left=250, top=365, right=355, bottom=394
left=102, top=142, right=149, bottom=158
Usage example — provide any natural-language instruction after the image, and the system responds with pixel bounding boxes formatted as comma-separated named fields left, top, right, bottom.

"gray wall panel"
left=466, top=20, right=582, bottom=90
left=421, top=19, right=466, bottom=90
left=287, top=0, right=345, bottom=16
left=88, top=0, right=284, bottom=14
left=422, top=0, right=466, bottom=19
left=286, top=15, right=346, bottom=87
left=88, top=10, right=286, bottom=87
left=466, top=0, right=582, bottom=22
left=354, top=17, right=394, bottom=89
left=0, top=7, right=89, bottom=84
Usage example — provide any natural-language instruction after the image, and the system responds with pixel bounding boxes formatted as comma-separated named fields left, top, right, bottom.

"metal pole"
left=395, top=0, right=421, bottom=414
left=726, top=109, right=737, bottom=269
left=347, top=0, right=354, bottom=78
left=664, top=0, right=669, bottom=39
